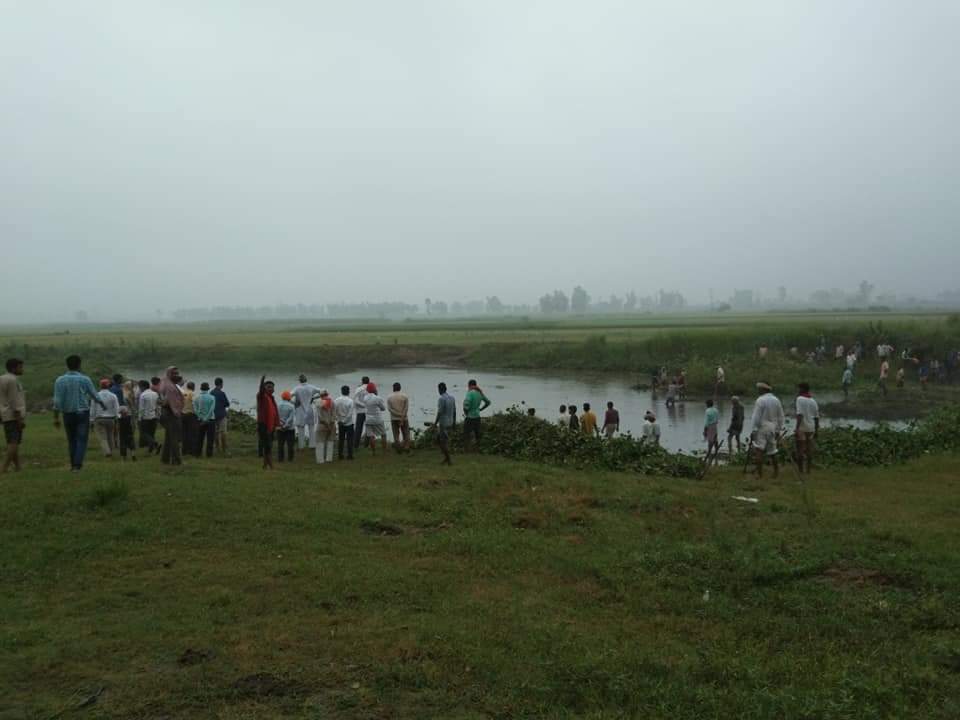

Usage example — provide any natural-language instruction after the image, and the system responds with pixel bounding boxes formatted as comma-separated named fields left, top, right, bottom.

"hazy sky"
left=2, top=1, right=959, bottom=320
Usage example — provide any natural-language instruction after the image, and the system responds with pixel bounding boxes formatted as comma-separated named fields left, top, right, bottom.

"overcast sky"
left=2, top=1, right=958, bottom=321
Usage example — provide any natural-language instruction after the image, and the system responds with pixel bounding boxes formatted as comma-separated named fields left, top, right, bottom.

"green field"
left=2, top=421, right=959, bottom=719
left=1, top=311, right=953, bottom=348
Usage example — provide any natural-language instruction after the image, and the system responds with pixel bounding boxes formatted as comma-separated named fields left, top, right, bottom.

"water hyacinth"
left=414, top=405, right=960, bottom=474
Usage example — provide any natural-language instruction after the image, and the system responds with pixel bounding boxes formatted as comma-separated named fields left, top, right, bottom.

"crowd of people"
left=0, top=351, right=873, bottom=481
left=0, top=355, right=507, bottom=473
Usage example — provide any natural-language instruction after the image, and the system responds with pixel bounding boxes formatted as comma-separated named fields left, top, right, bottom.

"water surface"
left=128, top=366, right=898, bottom=453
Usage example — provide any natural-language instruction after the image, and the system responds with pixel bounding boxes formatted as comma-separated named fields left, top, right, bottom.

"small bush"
left=85, top=479, right=129, bottom=510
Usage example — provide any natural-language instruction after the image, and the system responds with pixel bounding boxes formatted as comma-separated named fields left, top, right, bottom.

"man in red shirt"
left=257, top=375, right=280, bottom=470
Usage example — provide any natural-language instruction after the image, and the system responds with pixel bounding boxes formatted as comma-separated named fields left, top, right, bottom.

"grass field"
left=1, top=311, right=953, bottom=348
left=2, top=421, right=959, bottom=718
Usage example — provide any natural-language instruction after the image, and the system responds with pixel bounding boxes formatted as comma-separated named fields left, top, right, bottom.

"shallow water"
left=128, top=366, right=903, bottom=454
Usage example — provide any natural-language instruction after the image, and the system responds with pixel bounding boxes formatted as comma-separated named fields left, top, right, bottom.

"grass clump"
left=84, top=479, right=130, bottom=510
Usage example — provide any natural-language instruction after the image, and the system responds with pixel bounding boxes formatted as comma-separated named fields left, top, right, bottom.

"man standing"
left=158, top=367, right=184, bottom=466
left=602, top=401, right=620, bottom=439
left=118, top=381, right=138, bottom=462
left=91, top=379, right=120, bottom=458
left=557, top=404, right=568, bottom=430
left=715, top=366, right=726, bottom=396
left=434, top=382, right=457, bottom=465
left=333, top=385, right=355, bottom=460
left=387, top=382, right=411, bottom=453
left=841, top=367, right=854, bottom=400
left=462, top=379, right=491, bottom=451
left=181, top=381, right=198, bottom=456
left=703, top=398, right=720, bottom=463
left=727, top=396, right=745, bottom=453
left=353, top=376, right=370, bottom=448
left=581, top=402, right=599, bottom=438
left=194, top=382, right=217, bottom=458
left=53, top=355, right=104, bottom=472
left=210, top=377, right=231, bottom=456
left=878, top=358, right=890, bottom=397
left=109, top=373, right=126, bottom=407
left=362, top=382, right=388, bottom=455
left=256, top=376, right=280, bottom=469
left=641, top=411, right=660, bottom=446
left=794, top=382, right=820, bottom=474
left=137, top=379, right=161, bottom=454
left=314, top=389, right=337, bottom=463
left=276, top=390, right=297, bottom=463
left=292, top=374, right=319, bottom=450
left=1, top=358, right=26, bottom=473
left=749, top=382, right=785, bottom=479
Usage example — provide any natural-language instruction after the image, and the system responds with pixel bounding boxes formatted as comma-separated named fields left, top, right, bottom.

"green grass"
left=2, top=421, right=958, bottom=718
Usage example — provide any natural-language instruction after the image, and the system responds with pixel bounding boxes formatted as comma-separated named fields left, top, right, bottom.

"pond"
left=127, top=366, right=899, bottom=454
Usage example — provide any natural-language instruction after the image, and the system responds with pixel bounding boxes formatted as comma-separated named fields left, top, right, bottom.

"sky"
left=1, top=1, right=959, bottom=321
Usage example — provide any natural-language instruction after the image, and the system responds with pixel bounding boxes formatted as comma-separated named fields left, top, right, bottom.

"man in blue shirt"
left=210, top=377, right=231, bottom=456
left=194, top=382, right=217, bottom=458
left=109, top=373, right=125, bottom=406
left=53, top=355, right=105, bottom=471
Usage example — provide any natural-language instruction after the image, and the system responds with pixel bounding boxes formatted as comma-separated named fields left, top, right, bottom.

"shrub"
left=85, top=479, right=129, bottom=510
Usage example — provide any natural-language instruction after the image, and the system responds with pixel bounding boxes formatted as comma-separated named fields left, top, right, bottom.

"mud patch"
left=360, top=519, right=403, bottom=536
left=512, top=513, right=545, bottom=530
left=178, top=648, right=215, bottom=666
left=231, top=672, right=303, bottom=698
left=817, top=566, right=905, bottom=588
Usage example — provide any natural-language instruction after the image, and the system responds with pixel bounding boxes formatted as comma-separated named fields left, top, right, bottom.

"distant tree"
left=425, top=298, right=432, bottom=316
left=855, top=281, right=875, bottom=306
left=432, top=300, right=448, bottom=316
left=486, top=296, right=504, bottom=314
left=777, top=286, right=787, bottom=304
left=539, top=290, right=569, bottom=314
left=75, top=310, right=88, bottom=322
left=624, top=291, right=638, bottom=311
left=608, top=294, right=623, bottom=313
left=571, top=286, right=590, bottom=313
left=716, top=302, right=732, bottom=312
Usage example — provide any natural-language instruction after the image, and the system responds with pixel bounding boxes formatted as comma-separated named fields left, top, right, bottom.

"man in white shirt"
left=557, top=404, right=568, bottom=430
left=715, top=366, right=726, bottom=394
left=137, top=378, right=161, bottom=454
left=91, top=379, right=120, bottom=457
left=353, top=375, right=370, bottom=449
left=749, top=382, right=785, bottom=478
left=291, top=374, right=319, bottom=450
left=794, top=382, right=820, bottom=474
left=641, top=411, right=661, bottom=447
left=362, top=382, right=388, bottom=455
left=333, top=385, right=355, bottom=460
